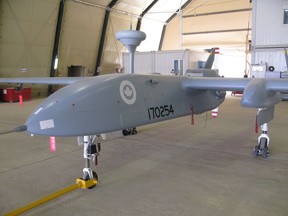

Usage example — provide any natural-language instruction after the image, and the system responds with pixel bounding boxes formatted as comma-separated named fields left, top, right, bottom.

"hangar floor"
left=1, top=96, right=288, bottom=215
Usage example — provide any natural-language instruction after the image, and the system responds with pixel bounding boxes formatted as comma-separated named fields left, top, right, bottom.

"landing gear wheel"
left=131, top=127, right=137, bottom=135
left=122, top=128, right=137, bottom=136
left=122, top=129, right=132, bottom=136
left=253, top=137, right=269, bottom=158
left=253, top=145, right=260, bottom=157
left=88, top=171, right=98, bottom=189
left=82, top=171, right=98, bottom=189
left=262, top=147, right=269, bottom=158
left=83, top=171, right=98, bottom=181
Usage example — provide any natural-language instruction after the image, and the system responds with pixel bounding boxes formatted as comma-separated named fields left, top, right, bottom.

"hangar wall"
left=0, top=0, right=59, bottom=78
left=0, top=0, right=145, bottom=81
left=122, top=50, right=208, bottom=74
left=0, top=0, right=253, bottom=81
left=252, top=0, right=288, bottom=72
left=57, top=1, right=104, bottom=77
left=0, top=0, right=106, bottom=78
left=161, top=0, right=251, bottom=50
left=160, top=0, right=251, bottom=78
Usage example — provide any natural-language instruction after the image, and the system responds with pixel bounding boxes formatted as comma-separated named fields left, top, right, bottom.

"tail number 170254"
left=147, top=105, right=174, bottom=120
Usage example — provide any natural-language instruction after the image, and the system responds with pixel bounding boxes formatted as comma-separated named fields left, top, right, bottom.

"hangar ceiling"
left=163, top=0, right=252, bottom=51
left=0, top=0, right=252, bottom=78
left=82, top=0, right=252, bottom=51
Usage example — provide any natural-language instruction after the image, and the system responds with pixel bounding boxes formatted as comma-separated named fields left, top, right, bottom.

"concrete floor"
left=0, top=96, right=288, bottom=215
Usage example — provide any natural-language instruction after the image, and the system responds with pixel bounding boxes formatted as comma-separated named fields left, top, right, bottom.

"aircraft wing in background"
left=0, top=77, right=86, bottom=85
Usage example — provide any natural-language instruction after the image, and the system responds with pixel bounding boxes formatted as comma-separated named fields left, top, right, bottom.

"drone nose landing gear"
left=254, top=134, right=270, bottom=158
left=77, top=135, right=101, bottom=189
left=253, top=123, right=270, bottom=158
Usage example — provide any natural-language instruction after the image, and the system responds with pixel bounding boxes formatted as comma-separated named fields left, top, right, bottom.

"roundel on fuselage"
left=119, top=80, right=137, bottom=105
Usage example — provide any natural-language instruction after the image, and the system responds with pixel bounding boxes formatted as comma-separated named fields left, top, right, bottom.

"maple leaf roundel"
left=119, top=80, right=137, bottom=105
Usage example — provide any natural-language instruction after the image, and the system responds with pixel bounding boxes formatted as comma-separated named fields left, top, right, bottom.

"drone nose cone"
left=25, top=102, right=59, bottom=136
left=25, top=74, right=129, bottom=136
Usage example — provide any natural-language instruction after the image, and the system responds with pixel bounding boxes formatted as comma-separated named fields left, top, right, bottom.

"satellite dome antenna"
left=116, top=27, right=146, bottom=74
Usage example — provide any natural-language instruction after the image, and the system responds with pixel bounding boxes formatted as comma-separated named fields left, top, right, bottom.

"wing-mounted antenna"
left=116, top=29, right=146, bottom=74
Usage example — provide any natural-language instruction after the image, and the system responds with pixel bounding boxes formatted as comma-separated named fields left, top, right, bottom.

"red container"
left=0, top=89, right=3, bottom=101
left=2, top=88, right=32, bottom=102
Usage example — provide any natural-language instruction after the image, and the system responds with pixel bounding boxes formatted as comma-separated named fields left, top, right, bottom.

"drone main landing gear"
left=254, top=123, right=270, bottom=158
left=122, top=127, right=137, bottom=136
left=77, top=135, right=101, bottom=189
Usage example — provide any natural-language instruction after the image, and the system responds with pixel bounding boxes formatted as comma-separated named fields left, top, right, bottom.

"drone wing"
left=182, top=77, right=288, bottom=108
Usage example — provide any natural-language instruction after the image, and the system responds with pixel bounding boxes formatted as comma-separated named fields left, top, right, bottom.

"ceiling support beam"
left=74, top=0, right=139, bottom=18
left=48, top=0, right=65, bottom=95
left=136, top=0, right=159, bottom=30
left=183, top=28, right=252, bottom=35
left=94, top=0, right=118, bottom=76
left=158, top=25, right=166, bottom=51
left=182, top=8, right=251, bottom=18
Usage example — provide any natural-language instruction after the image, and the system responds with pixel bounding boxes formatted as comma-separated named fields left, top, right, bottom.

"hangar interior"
left=1, top=0, right=288, bottom=215
left=1, top=0, right=288, bottom=82
left=1, top=0, right=253, bottom=82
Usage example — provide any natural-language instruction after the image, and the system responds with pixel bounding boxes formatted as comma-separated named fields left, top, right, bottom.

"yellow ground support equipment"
left=4, top=178, right=98, bottom=216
